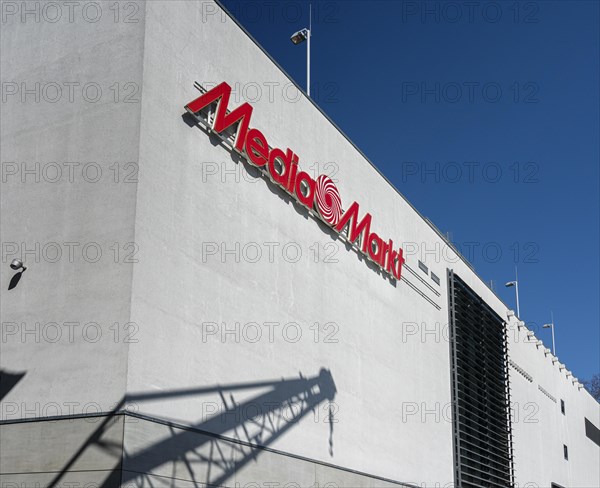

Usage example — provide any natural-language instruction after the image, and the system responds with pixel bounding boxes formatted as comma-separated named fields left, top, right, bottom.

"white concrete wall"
left=127, top=1, right=454, bottom=485
left=125, top=3, right=599, bottom=486
left=1, top=0, right=146, bottom=415
left=1, top=1, right=598, bottom=487
left=508, top=320, right=600, bottom=488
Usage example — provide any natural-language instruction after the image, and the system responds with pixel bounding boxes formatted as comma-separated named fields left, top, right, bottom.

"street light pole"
left=514, top=267, right=520, bottom=318
left=307, top=4, right=311, bottom=96
left=543, top=312, right=556, bottom=356
left=290, top=4, right=312, bottom=97
left=505, top=267, right=520, bottom=318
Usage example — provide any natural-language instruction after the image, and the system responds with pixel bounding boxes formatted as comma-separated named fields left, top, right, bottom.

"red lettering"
left=334, top=202, right=372, bottom=253
left=387, top=246, right=405, bottom=280
left=185, top=82, right=253, bottom=151
left=380, top=239, right=391, bottom=268
left=287, top=153, right=299, bottom=193
left=368, top=232, right=384, bottom=264
left=187, top=81, right=407, bottom=282
left=268, top=148, right=293, bottom=187
left=245, top=128, right=269, bottom=167
left=295, top=172, right=316, bottom=208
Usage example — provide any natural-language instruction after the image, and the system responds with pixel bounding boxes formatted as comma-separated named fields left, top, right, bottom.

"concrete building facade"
left=1, top=1, right=598, bottom=487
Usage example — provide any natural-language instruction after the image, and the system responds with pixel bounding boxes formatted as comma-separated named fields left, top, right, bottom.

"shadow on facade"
left=7, top=269, right=25, bottom=290
left=0, top=369, right=26, bottom=401
left=46, top=368, right=336, bottom=488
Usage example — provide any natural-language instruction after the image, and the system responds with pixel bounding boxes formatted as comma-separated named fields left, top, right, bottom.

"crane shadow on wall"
left=47, top=368, right=337, bottom=488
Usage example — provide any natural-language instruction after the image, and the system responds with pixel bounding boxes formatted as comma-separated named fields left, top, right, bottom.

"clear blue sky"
left=220, top=0, right=599, bottom=383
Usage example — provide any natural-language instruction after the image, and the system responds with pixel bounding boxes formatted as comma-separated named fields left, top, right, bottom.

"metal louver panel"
left=448, top=271, right=514, bottom=488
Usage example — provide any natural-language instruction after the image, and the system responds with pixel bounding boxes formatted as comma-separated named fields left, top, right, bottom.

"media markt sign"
left=185, top=81, right=405, bottom=281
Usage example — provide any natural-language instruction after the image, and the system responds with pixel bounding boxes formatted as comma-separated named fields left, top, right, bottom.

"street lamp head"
left=290, top=29, right=309, bottom=45
left=505, top=281, right=516, bottom=288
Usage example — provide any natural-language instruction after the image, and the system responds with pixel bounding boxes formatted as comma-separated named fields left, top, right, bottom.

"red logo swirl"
left=315, top=175, right=343, bottom=226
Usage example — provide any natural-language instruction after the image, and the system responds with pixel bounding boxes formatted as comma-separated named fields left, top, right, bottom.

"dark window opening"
left=560, top=399, right=565, bottom=415
left=585, top=418, right=600, bottom=447
left=418, top=260, right=428, bottom=274
left=431, top=272, right=440, bottom=285
left=563, top=444, right=568, bottom=460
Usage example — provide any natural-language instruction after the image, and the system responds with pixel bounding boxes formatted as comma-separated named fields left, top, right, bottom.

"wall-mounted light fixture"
left=10, top=259, right=26, bottom=271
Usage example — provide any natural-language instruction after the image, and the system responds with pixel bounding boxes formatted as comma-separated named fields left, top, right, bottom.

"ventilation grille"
left=509, top=359, right=533, bottom=382
left=448, top=271, right=514, bottom=488
left=538, top=385, right=557, bottom=403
